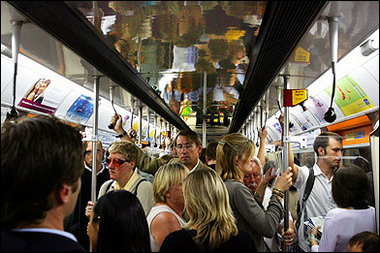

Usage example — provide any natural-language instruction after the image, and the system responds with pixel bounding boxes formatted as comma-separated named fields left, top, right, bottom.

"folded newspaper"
left=303, top=215, right=325, bottom=235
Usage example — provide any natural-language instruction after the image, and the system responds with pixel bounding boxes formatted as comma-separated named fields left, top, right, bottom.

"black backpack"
left=295, top=167, right=315, bottom=231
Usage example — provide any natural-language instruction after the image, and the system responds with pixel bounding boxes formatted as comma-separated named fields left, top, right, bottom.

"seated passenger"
left=86, top=141, right=154, bottom=218
left=160, top=168, right=258, bottom=252
left=309, top=164, right=376, bottom=252
left=88, top=190, right=151, bottom=252
left=147, top=163, right=189, bottom=251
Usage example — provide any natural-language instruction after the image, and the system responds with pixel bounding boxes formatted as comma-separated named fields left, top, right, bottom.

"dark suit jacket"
left=64, top=164, right=109, bottom=251
left=1, top=230, right=86, bottom=252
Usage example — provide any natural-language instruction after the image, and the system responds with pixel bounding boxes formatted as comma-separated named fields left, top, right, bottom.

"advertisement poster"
left=325, top=75, right=374, bottom=116
left=304, top=95, right=329, bottom=123
left=65, top=95, right=95, bottom=124
left=18, top=77, right=69, bottom=115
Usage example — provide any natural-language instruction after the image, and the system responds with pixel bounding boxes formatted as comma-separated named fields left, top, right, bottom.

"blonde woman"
left=147, top=163, right=189, bottom=251
left=160, top=168, right=258, bottom=252
left=216, top=133, right=293, bottom=252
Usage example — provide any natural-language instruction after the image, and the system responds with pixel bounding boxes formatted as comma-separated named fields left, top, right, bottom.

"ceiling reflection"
left=70, top=1, right=267, bottom=127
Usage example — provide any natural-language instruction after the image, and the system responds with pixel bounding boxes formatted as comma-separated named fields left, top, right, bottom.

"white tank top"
left=146, top=204, right=186, bottom=252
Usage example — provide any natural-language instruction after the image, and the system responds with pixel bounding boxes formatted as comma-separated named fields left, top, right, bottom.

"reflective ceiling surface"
left=2, top=1, right=379, bottom=137
left=68, top=1, right=268, bottom=131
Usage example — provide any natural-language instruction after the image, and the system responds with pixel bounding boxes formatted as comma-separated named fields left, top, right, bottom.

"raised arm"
left=279, top=112, right=299, bottom=183
left=109, top=113, right=163, bottom=175
left=257, top=126, right=268, bottom=167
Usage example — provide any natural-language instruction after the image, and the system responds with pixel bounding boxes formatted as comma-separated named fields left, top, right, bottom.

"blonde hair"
left=183, top=168, right=238, bottom=250
left=107, top=141, right=139, bottom=162
left=152, top=162, right=189, bottom=203
left=216, top=133, right=255, bottom=181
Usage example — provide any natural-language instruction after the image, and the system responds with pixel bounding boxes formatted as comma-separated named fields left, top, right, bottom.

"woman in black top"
left=160, top=168, right=257, bottom=252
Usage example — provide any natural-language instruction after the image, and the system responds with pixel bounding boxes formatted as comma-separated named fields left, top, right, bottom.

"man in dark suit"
left=1, top=115, right=86, bottom=252
left=65, top=140, right=109, bottom=251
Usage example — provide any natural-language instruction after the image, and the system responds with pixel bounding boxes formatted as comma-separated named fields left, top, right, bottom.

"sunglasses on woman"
left=106, top=158, right=127, bottom=167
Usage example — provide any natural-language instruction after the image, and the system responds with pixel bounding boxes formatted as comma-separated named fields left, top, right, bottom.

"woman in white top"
left=310, top=164, right=376, bottom=252
left=147, top=163, right=189, bottom=252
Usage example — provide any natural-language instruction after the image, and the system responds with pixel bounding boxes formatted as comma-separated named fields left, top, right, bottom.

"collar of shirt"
left=113, top=168, right=140, bottom=191
left=313, top=163, right=334, bottom=182
left=189, top=159, right=200, bottom=174
left=84, top=163, right=107, bottom=176
left=11, top=228, right=78, bottom=242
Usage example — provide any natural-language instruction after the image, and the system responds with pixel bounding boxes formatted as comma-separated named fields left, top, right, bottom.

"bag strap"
left=302, top=167, right=315, bottom=203
left=105, top=180, right=114, bottom=192
left=296, top=168, right=315, bottom=230
left=133, top=178, right=147, bottom=196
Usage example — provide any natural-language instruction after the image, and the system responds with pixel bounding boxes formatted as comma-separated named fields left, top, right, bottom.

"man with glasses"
left=109, top=113, right=211, bottom=174
left=85, top=141, right=154, bottom=218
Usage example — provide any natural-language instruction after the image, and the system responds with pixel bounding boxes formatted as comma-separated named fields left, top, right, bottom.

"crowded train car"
left=1, top=1, right=379, bottom=252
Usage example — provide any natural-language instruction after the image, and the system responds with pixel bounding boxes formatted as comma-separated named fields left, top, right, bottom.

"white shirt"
left=188, top=159, right=200, bottom=174
left=147, top=205, right=186, bottom=252
left=311, top=207, right=376, bottom=252
left=294, top=164, right=337, bottom=252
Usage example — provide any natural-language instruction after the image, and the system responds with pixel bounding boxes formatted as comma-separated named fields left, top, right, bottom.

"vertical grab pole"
left=153, top=112, right=157, bottom=147
left=8, top=20, right=24, bottom=119
left=130, top=97, right=135, bottom=131
left=138, top=102, right=143, bottom=148
left=202, top=72, right=207, bottom=148
left=282, top=74, right=290, bottom=252
left=91, top=74, right=101, bottom=204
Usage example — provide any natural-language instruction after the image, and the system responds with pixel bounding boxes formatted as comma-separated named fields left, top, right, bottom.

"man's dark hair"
left=1, top=115, right=84, bottom=229
left=349, top=231, right=379, bottom=252
left=313, top=131, right=343, bottom=154
left=205, top=141, right=218, bottom=161
left=174, top=129, right=202, bottom=146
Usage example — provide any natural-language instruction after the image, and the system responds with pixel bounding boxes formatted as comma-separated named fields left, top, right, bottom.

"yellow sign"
left=294, top=47, right=310, bottom=63
left=292, top=89, right=308, bottom=105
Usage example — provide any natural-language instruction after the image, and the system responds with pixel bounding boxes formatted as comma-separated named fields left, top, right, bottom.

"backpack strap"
left=133, top=178, right=148, bottom=196
left=302, top=167, right=315, bottom=203
left=296, top=167, right=315, bottom=230
left=105, top=180, right=114, bottom=192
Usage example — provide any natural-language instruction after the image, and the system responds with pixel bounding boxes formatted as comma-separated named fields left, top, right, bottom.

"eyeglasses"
left=106, top=158, right=127, bottom=167
left=175, top=144, right=194, bottom=151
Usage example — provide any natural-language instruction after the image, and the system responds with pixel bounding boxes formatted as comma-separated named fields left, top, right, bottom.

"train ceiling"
left=2, top=1, right=379, bottom=136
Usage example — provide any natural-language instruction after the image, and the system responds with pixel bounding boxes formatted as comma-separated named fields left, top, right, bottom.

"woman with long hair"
left=160, top=168, right=257, bottom=252
left=216, top=133, right=293, bottom=252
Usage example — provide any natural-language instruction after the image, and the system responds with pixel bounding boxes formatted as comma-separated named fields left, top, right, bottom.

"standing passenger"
left=147, top=163, right=189, bottom=251
left=160, top=168, right=258, bottom=252
left=309, top=164, right=376, bottom=252
left=65, top=140, right=110, bottom=251
left=88, top=190, right=151, bottom=252
left=86, top=141, right=154, bottom=218
left=109, top=113, right=211, bottom=173
left=216, top=133, right=293, bottom=252
left=1, top=115, right=86, bottom=252
left=291, top=131, right=343, bottom=252
left=204, top=141, right=218, bottom=170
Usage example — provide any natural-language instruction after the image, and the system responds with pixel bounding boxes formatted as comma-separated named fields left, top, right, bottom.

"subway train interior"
left=1, top=0, right=379, bottom=237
